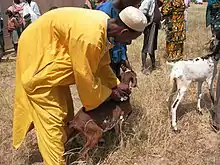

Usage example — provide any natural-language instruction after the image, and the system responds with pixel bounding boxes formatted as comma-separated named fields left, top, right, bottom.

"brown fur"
left=68, top=70, right=137, bottom=160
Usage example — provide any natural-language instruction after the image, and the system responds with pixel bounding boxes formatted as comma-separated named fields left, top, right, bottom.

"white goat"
left=167, top=54, right=219, bottom=131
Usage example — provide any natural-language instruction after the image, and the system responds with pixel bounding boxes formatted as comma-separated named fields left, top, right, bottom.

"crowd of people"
left=0, top=0, right=217, bottom=164
left=0, top=0, right=41, bottom=58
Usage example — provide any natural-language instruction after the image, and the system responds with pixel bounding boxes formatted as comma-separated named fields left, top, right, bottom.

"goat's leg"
left=197, top=81, right=203, bottom=114
left=167, top=78, right=177, bottom=109
left=79, top=136, right=92, bottom=161
left=171, top=88, right=186, bottom=131
left=79, top=122, right=103, bottom=161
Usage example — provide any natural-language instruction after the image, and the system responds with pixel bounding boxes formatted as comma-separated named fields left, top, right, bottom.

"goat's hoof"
left=98, top=138, right=105, bottom=146
left=173, top=129, right=181, bottom=133
left=197, top=109, right=203, bottom=115
left=172, top=126, right=180, bottom=133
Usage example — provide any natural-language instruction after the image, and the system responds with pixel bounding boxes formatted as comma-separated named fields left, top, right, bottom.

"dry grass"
left=1, top=4, right=220, bottom=165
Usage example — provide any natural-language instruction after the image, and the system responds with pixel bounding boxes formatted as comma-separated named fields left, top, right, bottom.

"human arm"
left=69, top=39, right=113, bottom=111
left=96, top=51, right=120, bottom=88
left=13, top=17, right=19, bottom=29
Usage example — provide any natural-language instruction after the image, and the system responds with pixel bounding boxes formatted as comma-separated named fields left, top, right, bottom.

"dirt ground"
left=1, top=4, right=220, bottom=165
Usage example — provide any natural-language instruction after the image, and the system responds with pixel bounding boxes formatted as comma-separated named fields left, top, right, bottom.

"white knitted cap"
left=119, top=6, right=148, bottom=32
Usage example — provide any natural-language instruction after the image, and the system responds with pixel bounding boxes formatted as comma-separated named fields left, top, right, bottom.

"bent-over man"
left=13, top=7, right=147, bottom=165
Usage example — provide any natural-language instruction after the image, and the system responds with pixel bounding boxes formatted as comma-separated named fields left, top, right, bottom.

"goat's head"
left=120, top=70, right=137, bottom=88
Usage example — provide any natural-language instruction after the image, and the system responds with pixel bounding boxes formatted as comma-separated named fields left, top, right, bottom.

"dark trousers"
left=0, top=33, right=5, bottom=53
left=213, top=71, right=220, bottom=126
left=213, top=32, right=220, bottom=127
left=142, top=23, right=159, bottom=69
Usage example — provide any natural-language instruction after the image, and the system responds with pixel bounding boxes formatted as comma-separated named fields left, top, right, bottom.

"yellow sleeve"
left=96, top=51, right=120, bottom=88
left=70, top=40, right=112, bottom=111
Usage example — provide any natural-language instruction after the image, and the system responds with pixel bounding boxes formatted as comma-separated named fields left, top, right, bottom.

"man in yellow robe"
left=13, top=6, right=147, bottom=165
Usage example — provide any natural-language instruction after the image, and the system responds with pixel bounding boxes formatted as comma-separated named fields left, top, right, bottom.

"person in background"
left=0, top=13, right=5, bottom=58
left=208, top=1, right=220, bottom=132
left=139, top=0, right=163, bottom=75
left=206, top=0, right=220, bottom=39
left=13, top=6, right=147, bottom=165
left=96, top=0, right=141, bottom=78
left=81, top=0, right=106, bottom=9
left=195, top=0, right=203, bottom=4
left=211, top=35, right=220, bottom=132
left=184, top=0, right=191, bottom=32
left=12, top=0, right=25, bottom=34
left=161, top=0, right=186, bottom=62
left=23, top=0, right=41, bottom=28
left=6, top=9, right=20, bottom=54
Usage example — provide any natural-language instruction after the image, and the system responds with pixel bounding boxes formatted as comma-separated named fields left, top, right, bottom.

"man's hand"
left=111, top=89, right=122, bottom=101
left=110, top=83, right=131, bottom=101
left=117, top=83, right=131, bottom=95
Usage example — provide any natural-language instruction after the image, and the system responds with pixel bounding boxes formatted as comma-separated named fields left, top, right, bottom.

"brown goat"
left=67, top=70, right=137, bottom=160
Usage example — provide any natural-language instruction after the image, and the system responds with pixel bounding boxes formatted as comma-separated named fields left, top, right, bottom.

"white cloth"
left=119, top=6, right=148, bottom=32
left=184, top=0, right=190, bottom=8
left=139, top=0, right=155, bottom=25
left=184, top=0, right=190, bottom=31
left=195, top=0, right=203, bottom=3
left=23, top=1, right=41, bottom=23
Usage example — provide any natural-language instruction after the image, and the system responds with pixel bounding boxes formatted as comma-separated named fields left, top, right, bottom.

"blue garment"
left=206, top=0, right=220, bottom=31
left=96, top=1, right=127, bottom=64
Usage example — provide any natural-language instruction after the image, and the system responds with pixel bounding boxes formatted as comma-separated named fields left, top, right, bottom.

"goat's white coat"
left=167, top=56, right=218, bottom=131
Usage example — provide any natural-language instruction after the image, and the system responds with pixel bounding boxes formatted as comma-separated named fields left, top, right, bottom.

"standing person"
left=6, top=9, right=20, bottom=53
left=161, top=0, right=186, bottom=62
left=0, top=13, right=5, bottom=58
left=139, top=0, right=163, bottom=75
left=195, top=0, right=203, bottom=4
left=206, top=0, right=220, bottom=39
left=23, top=0, right=41, bottom=28
left=12, top=0, right=25, bottom=34
left=13, top=7, right=147, bottom=165
left=209, top=9, right=220, bottom=132
left=184, top=0, right=191, bottom=32
left=81, top=0, right=99, bottom=9
left=96, top=0, right=141, bottom=78
left=211, top=39, right=220, bottom=132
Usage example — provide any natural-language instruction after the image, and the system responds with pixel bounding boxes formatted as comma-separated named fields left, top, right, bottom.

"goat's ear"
left=131, top=70, right=137, bottom=76
left=131, top=76, right=137, bottom=88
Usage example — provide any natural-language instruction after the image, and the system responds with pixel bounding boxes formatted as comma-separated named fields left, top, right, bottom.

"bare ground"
left=0, top=4, right=220, bottom=165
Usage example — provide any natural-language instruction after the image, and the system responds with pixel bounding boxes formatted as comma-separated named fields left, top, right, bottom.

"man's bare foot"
left=151, top=65, right=156, bottom=70
left=141, top=68, right=151, bottom=75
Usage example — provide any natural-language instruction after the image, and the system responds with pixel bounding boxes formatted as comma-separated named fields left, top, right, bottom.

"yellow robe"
left=13, top=7, right=119, bottom=165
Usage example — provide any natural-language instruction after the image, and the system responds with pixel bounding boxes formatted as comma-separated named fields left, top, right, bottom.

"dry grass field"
left=1, top=4, right=220, bottom=165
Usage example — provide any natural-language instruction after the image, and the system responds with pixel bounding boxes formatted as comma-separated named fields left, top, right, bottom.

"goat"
left=67, top=70, right=137, bottom=160
left=167, top=53, right=219, bottom=131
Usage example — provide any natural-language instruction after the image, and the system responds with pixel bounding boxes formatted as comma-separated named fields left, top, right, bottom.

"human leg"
left=0, top=33, right=5, bottom=53
left=29, top=86, right=74, bottom=165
